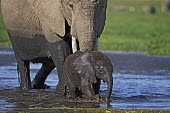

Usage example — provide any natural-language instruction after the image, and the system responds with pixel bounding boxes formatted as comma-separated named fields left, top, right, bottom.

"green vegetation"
left=28, top=107, right=170, bottom=113
left=100, top=0, right=170, bottom=55
left=0, top=6, right=10, bottom=46
left=0, top=0, right=170, bottom=55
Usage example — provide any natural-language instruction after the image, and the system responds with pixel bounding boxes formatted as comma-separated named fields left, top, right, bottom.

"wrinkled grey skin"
left=1, top=0, right=108, bottom=91
left=63, top=50, right=113, bottom=100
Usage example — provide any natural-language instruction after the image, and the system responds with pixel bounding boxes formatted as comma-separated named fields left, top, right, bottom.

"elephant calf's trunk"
left=106, top=76, right=113, bottom=100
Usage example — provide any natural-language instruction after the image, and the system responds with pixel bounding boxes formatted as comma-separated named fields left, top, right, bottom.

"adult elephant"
left=1, top=0, right=108, bottom=91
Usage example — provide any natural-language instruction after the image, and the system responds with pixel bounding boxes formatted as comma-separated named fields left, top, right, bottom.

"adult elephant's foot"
left=56, top=81, right=65, bottom=95
left=32, top=83, right=50, bottom=89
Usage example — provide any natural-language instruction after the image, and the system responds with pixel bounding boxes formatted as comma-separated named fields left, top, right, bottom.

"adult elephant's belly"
left=10, top=34, right=51, bottom=63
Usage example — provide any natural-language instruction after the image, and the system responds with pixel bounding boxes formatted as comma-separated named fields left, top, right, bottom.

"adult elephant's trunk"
left=78, top=22, right=97, bottom=51
left=76, top=14, right=97, bottom=51
left=71, top=2, right=98, bottom=52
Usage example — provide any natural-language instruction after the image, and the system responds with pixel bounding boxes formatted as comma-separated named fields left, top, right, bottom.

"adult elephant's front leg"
left=48, top=40, right=70, bottom=93
left=42, top=23, right=71, bottom=93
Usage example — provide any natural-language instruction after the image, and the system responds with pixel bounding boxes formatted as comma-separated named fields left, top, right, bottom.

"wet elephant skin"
left=1, top=0, right=108, bottom=91
left=62, top=50, right=113, bottom=100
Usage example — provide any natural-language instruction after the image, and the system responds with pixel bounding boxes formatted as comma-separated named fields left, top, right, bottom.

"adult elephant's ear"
left=30, top=0, right=65, bottom=37
left=73, top=51, right=97, bottom=83
left=97, top=0, right=108, bottom=37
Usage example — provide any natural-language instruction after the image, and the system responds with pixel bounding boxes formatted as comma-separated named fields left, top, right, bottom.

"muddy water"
left=0, top=47, right=170, bottom=112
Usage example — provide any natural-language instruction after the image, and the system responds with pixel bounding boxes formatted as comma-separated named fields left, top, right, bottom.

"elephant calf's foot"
left=32, top=83, right=50, bottom=89
left=94, top=94, right=110, bottom=102
left=66, top=94, right=77, bottom=99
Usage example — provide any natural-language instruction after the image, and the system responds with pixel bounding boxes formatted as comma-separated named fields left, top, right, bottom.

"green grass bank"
left=100, top=0, right=170, bottom=55
left=0, top=1, right=10, bottom=46
left=0, top=0, right=170, bottom=55
left=27, top=107, right=170, bottom=113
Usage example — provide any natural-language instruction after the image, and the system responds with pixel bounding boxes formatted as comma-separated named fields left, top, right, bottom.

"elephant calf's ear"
left=73, top=52, right=97, bottom=83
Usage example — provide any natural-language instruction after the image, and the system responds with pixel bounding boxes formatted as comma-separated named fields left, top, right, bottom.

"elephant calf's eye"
left=97, top=66, right=104, bottom=74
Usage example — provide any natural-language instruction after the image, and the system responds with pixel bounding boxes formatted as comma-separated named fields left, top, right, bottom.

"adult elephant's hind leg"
left=32, top=63, right=55, bottom=89
left=17, top=57, right=31, bottom=90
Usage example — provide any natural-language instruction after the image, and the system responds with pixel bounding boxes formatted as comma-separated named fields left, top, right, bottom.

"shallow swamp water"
left=0, top=47, right=170, bottom=112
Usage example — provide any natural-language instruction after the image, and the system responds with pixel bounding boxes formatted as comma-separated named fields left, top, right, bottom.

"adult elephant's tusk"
left=72, top=36, right=78, bottom=53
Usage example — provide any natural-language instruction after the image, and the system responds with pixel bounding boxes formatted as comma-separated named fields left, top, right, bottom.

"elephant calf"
left=62, top=50, right=113, bottom=100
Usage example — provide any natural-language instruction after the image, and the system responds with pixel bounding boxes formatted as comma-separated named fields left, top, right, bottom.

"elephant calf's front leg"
left=65, top=86, right=78, bottom=99
left=81, top=78, right=95, bottom=99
